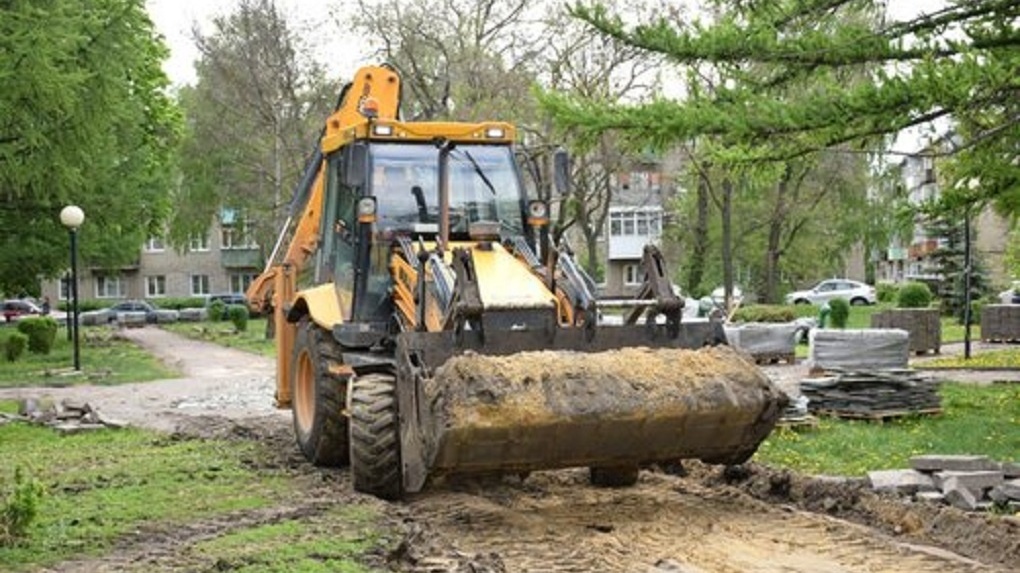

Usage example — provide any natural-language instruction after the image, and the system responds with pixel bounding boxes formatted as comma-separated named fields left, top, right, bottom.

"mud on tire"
left=291, top=318, right=349, bottom=467
left=349, top=373, right=403, bottom=500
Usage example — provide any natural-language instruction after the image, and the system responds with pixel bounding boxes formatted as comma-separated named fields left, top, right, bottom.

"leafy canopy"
left=0, top=0, right=180, bottom=295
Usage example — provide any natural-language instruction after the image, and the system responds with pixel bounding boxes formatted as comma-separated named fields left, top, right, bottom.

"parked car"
left=2, top=299, right=42, bottom=322
left=785, top=279, right=876, bottom=306
left=81, top=300, right=179, bottom=325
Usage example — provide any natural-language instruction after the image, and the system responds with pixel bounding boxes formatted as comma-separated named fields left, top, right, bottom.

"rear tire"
left=349, top=373, right=403, bottom=500
left=291, top=318, right=349, bottom=467
left=850, top=297, right=868, bottom=306
left=590, top=466, right=639, bottom=488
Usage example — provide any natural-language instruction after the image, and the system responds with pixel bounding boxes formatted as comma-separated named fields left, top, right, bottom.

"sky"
left=144, top=0, right=367, bottom=87
left=145, top=0, right=944, bottom=86
left=144, top=0, right=947, bottom=152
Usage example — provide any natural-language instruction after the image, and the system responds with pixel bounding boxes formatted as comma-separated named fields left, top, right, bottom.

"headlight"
left=357, top=197, right=377, bottom=223
left=527, top=200, right=549, bottom=226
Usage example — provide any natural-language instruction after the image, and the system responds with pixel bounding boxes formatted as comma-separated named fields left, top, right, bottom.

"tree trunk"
left=763, top=164, right=792, bottom=304
left=721, top=178, right=734, bottom=311
left=686, top=169, right=710, bottom=296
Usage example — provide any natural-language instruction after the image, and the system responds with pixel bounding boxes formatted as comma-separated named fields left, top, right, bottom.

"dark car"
left=2, top=299, right=42, bottom=323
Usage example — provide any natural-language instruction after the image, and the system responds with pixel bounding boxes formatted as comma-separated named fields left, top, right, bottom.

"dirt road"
left=6, top=327, right=1017, bottom=572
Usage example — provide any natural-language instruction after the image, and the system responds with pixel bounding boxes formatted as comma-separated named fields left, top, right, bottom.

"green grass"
left=755, top=383, right=1020, bottom=475
left=0, top=327, right=177, bottom=388
left=922, top=348, right=1020, bottom=368
left=0, top=417, right=287, bottom=569
left=160, top=319, right=275, bottom=357
left=0, top=407, right=391, bottom=571
left=190, top=507, right=381, bottom=572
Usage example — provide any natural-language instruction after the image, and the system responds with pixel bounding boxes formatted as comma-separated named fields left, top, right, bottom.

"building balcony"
left=907, top=239, right=939, bottom=259
left=221, top=248, right=262, bottom=269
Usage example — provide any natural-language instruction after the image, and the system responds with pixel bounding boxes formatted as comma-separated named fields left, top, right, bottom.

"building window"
left=229, top=273, right=257, bottom=294
left=189, top=233, right=210, bottom=252
left=221, top=221, right=257, bottom=250
left=145, top=236, right=165, bottom=252
left=623, top=264, right=642, bottom=286
left=190, top=274, right=210, bottom=296
left=95, top=275, right=125, bottom=299
left=146, top=275, right=166, bottom=297
left=608, top=208, right=663, bottom=238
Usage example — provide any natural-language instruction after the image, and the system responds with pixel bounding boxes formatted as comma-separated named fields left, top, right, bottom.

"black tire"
left=589, top=465, right=640, bottom=488
left=291, top=318, right=349, bottom=467
left=850, top=297, right=868, bottom=306
left=794, top=299, right=810, bottom=305
left=349, top=373, right=403, bottom=500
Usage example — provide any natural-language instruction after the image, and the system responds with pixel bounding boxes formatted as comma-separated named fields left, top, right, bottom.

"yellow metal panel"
left=469, top=243, right=556, bottom=309
left=296, top=283, right=346, bottom=330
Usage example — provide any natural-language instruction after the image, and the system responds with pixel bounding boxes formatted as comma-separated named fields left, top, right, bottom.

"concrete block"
left=914, top=491, right=946, bottom=504
left=1001, top=461, right=1020, bottom=479
left=934, top=470, right=1004, bottom=493
left=943, top=480, right=980, bottom=511
left=868, top=469, right=935, bottom=494
left=910, top=454, right=999, bottom=472
left=995, top=479, right=1020, bottom=501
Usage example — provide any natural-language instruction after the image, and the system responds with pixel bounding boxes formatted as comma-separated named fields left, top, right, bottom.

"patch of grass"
left=190, top=506, right=382, bottom=573
left=160, top=320, right=275, bottom=357
left=940, top=318, right=981, bottom=343
left=755, top=383, right=1020, bottom=475
left=0, top=423, right=290, bottom=570
left=0, top=328, right=177, bottom=388
left=922, top=348, right=1020, bottom=368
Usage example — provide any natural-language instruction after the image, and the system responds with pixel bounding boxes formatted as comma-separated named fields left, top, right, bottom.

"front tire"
left=349, top=373, right=403, bottom=500
left=291, top=318, right=349, bottom=467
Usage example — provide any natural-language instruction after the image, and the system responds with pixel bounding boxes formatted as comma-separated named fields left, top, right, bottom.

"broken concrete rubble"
left=7, top=398, right=128, bottom=434
left=868, top=455, right=1020, bottom=514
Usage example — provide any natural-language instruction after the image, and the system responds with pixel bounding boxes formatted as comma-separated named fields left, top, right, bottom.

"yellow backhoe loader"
left=247, top=64, right=786, bottom=500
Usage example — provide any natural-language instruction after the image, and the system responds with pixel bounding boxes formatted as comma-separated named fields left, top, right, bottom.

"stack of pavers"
left=800, top=368, right=941, bottom=419
left=868, top=455, right=1020, bottom=512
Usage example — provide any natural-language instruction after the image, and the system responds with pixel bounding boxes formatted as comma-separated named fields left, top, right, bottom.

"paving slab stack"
left=724, top=322, right=800, bottom=362
left=802, top=328, right=941, bottom=417
left=868, top=455, right=1020, bottom=512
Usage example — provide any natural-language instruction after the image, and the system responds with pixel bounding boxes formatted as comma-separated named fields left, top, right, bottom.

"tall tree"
left=171, top=0, right=335, bottom=252
left=0, top=0, right=180, bottom=295
left=541, top=0, right=1019, bottom=183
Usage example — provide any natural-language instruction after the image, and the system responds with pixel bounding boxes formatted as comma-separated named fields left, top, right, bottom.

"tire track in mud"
left=42, top=501, right=336, bottom=573
left=399, top=471, right=1006, bottom=573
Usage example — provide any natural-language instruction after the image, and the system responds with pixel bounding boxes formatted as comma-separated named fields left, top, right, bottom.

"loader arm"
left=245, top=65, right=402, bottom=407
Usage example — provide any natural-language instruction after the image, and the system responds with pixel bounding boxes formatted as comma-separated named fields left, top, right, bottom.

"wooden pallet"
left=814, top=407, right=943, bottom=422
left=776, top=415, right=819, bottom=430
left=752, top=352, right=797, bottom=365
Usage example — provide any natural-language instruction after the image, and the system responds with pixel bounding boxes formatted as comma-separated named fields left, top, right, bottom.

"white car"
left=785, top=279, right=876, bottom=306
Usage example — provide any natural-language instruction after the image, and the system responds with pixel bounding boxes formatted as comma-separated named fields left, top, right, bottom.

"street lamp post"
left=60, top=206, right=85, bottom=371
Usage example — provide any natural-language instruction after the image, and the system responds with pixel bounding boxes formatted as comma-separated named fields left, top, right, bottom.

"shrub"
left=158, top=296, right=207, bottom=310
left=897, top=282, right=933, bottom=309
left=208, top=299, right=227, bottom=321
left=1, top=467, right=45, bottom=547
left=828, top=298, right=850, bottom=328
left=731, top=305, right=795, bottom=323
left=228, top=305, right=249, bottom=332
left=4, top=332, right=28, bottom=362
left=16, top=317, right=58, bottom=354
left=876, top=282, right=898, bottom=303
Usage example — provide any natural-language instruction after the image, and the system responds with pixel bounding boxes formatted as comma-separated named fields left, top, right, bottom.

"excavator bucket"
left=394, top=322, right=787, bottom=493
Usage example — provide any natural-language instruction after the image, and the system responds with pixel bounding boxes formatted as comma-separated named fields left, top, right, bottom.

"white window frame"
left=190, top=274, right=210, bottom=296
left=221, top=220, right=258, bottom=250
left=608, top=208, right=663, bottom=238
left=189, top=232, right=210, bottom=252
left=145, top=275, right=167, bottom=298
left=95, top=275, right=125, bottom=299
left=145, top=236, right=166, bottom=252
left=228, top=273, right=257, bottom=294
left=623, top=264, right=642, bottom=286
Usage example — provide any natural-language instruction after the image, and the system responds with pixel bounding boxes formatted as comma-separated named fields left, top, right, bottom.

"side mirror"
left=343, top=142, right=368, bottom=188
left=553, top=147, right=571, bottom=195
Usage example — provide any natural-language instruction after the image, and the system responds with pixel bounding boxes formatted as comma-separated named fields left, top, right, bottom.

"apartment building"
left=42, top=210, right=262, bottom=304
left=599, top=154, right=677, bottom=298
left=874, top=141, right=1010, bottom=287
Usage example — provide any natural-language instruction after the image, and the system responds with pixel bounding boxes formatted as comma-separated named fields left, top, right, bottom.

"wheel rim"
left=294, top=349, right=315, bottom=434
